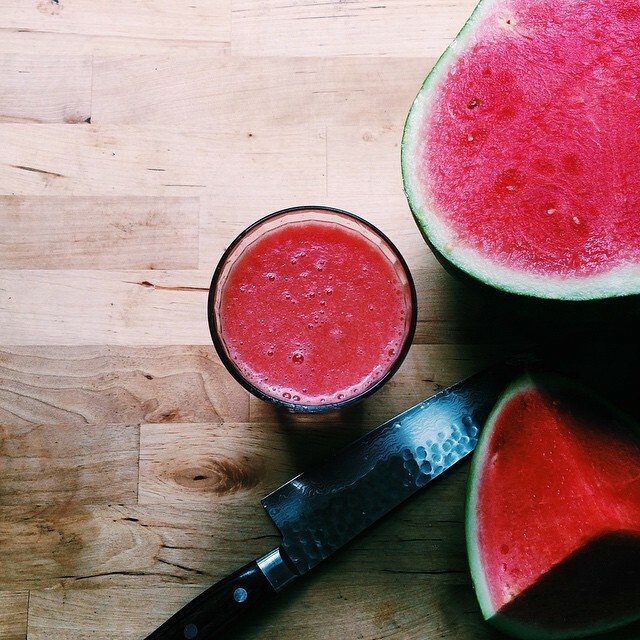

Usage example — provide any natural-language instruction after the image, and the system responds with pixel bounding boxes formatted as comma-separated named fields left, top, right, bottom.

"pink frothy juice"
left=209, top=207, right=417, bottom=412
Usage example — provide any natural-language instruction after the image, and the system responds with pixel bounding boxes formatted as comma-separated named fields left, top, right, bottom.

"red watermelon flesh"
left=466, top=374, right=640, bottom=639
left=402, top=0, right=640, bottom=300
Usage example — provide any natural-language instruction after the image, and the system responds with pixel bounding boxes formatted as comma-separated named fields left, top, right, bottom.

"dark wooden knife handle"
left=144, top=559, right=277, bottom=639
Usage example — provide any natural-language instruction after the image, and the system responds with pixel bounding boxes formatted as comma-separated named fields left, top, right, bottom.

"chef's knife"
left=144, top=355, right=532, bottom=640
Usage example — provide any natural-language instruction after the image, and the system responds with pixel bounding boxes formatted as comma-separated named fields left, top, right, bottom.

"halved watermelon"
left=402, top=0, right=640, bottom=302
left=466, top=373, right=640, bottom=639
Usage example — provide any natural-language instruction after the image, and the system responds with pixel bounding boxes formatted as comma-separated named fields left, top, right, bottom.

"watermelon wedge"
left=402, top=0, right=640, bottom=302
left=466, top=373, right=640, bottom=639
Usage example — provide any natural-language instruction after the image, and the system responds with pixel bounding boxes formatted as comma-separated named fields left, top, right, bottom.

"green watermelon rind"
left=465, top=372, right=640, bottom=640
left=400, top=0, right=640, bottom=303
left=465, top=374, right=530, bottom=635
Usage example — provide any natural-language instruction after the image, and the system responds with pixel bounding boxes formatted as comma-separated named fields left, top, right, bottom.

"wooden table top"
left=1, top=1, right=638, bottom=639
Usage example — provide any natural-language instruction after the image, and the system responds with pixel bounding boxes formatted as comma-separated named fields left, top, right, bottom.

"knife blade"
left=144, top=354, right=532, bottom=640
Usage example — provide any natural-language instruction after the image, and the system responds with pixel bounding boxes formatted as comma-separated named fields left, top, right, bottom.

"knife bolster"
left=257, top=547, right=299, bottom=592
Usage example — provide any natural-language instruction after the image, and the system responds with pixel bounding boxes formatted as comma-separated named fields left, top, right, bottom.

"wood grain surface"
left=1, top=2, right=638, bottom=639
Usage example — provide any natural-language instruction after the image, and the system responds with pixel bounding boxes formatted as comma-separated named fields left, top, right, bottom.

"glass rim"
left=207, top=205, right=418, bottom=413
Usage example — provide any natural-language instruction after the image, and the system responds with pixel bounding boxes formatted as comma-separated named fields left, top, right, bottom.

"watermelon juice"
left=209, top=207, right=417, bottom=412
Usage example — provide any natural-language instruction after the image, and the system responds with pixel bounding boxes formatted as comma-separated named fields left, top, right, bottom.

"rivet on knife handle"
left=143, top=548, right=297, bottom=639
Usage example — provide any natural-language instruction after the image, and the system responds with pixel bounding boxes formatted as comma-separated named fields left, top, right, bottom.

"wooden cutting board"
left=1, top=2, right=638, bottom=639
